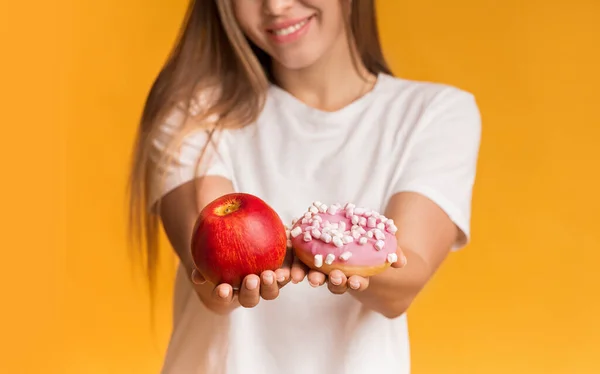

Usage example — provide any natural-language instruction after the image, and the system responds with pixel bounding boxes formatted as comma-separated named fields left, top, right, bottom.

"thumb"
left=390, top=246, right=408, bottom=269
left=191, top=269, right=206, bottom=284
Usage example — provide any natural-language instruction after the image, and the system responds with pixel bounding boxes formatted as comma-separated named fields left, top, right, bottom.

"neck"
left=271, top=36, right=377, bottom=112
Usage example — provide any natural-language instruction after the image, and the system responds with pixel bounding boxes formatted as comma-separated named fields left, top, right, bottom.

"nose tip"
left=263, top=0, right=294, bottom=15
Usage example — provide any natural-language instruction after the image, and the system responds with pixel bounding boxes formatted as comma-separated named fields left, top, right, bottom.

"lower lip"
left=267, top=16, right=313, bottom=44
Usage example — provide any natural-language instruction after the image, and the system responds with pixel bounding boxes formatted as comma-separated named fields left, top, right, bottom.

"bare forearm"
left=350, top=248, right=434, bottom=319
left=350, top=191, right=459, bottom=318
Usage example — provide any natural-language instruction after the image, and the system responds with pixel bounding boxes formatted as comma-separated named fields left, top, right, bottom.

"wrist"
left=351, top=249, right=431, bottom=318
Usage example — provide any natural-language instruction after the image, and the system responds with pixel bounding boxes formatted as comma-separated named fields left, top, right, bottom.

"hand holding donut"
left=287, top=201, right=407, bottom=294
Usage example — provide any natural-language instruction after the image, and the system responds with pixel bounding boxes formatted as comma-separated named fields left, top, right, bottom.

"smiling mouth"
left=268, top=16, right=314, bottom=37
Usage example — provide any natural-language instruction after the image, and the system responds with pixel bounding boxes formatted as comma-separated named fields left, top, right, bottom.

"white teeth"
left=272, top=19, right=309, bottom=36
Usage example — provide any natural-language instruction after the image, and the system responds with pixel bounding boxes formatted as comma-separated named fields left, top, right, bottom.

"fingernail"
left=246, top=278, right=258, bottom=290
left=401, top=254, right=408, bottom=267
left=276, top=273, right=286, bottom=283
left=349, top=280, right=360, bottom=290
left=330, top=276, right=342, bottom=285
left=263, top=273, right=273, bottom=285
left=309, top=280, right=320, bottom=288
left=191, top=270, right=201, bottom=284
left=218, top=287, right=230, bottom=298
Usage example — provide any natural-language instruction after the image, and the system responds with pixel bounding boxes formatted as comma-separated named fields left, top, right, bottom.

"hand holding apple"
left=190, top=192, right=291, bottom=308
left=191, top=249, right=293, bottom=308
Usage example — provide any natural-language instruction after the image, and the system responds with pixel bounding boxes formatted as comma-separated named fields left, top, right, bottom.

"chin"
left=272, top=50, right=323, bottom=71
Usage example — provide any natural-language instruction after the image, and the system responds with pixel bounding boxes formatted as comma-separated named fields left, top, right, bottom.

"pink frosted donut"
left=287, top=202, right=400, bottom=277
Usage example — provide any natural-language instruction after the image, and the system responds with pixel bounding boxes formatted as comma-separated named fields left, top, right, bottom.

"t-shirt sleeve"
left=392, top=87, right=482, bottom=249
left=147, top=105, right=233, bottom=210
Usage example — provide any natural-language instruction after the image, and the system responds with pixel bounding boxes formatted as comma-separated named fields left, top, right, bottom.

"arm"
left=160, top=176, right=237, bottom=314
left=160, top=176, right=293, bottom=315
left=353, top=89, right=482, bottom=317
left=349, top=191, right=459, bottom=318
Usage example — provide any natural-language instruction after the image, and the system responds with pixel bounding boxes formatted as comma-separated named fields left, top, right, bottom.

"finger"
left=391, top=246, right=408, bottom=269
left=327, top=269, right=348, bottom=295
left=211, top=283, right=234, bottom=304
left=347, top=275, right=369, bottom=292
left=191, top=269, right=206, bottom=285
left=275, top=267, right=291, bottom=287
left=238, top=275, right=261, bottom=308
left=275, top=250, right=293, bottom=287
left=260, top=270, right=279, bottom=300
left=291, top=255, right=308, bottom=284
left=307, top=269, right=326, bottom=288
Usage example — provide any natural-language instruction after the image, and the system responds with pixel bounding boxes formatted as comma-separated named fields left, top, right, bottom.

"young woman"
left=128, top=1, right=481, bottom=373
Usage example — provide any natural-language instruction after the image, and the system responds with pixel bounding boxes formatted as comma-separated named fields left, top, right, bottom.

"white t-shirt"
left=152, top=73, right=482, bottom=374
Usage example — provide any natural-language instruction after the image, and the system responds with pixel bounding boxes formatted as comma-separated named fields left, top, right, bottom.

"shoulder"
left=375, top=74, right=481, bottom=137
left=150, top=89, right=238, bottom=168
left=376, top=73, right=478, bottom=112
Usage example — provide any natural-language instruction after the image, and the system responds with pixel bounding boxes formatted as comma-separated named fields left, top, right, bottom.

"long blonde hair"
left=127, top=0, right=393, bottom=292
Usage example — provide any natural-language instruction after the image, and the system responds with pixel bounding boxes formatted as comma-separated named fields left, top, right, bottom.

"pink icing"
left=288, top=203, right=399, bottom=267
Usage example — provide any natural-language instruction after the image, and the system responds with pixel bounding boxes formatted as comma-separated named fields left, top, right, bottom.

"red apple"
left=190, top=192, right=287, bottom=289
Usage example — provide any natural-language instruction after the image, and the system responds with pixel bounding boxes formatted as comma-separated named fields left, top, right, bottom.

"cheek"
left=314, top=1, right=347, bottom=34
left=316, top=11, right=346, bottom=47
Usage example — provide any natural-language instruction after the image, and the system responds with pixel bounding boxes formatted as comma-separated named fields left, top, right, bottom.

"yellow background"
left=2, top=0, right=599, bottom=373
